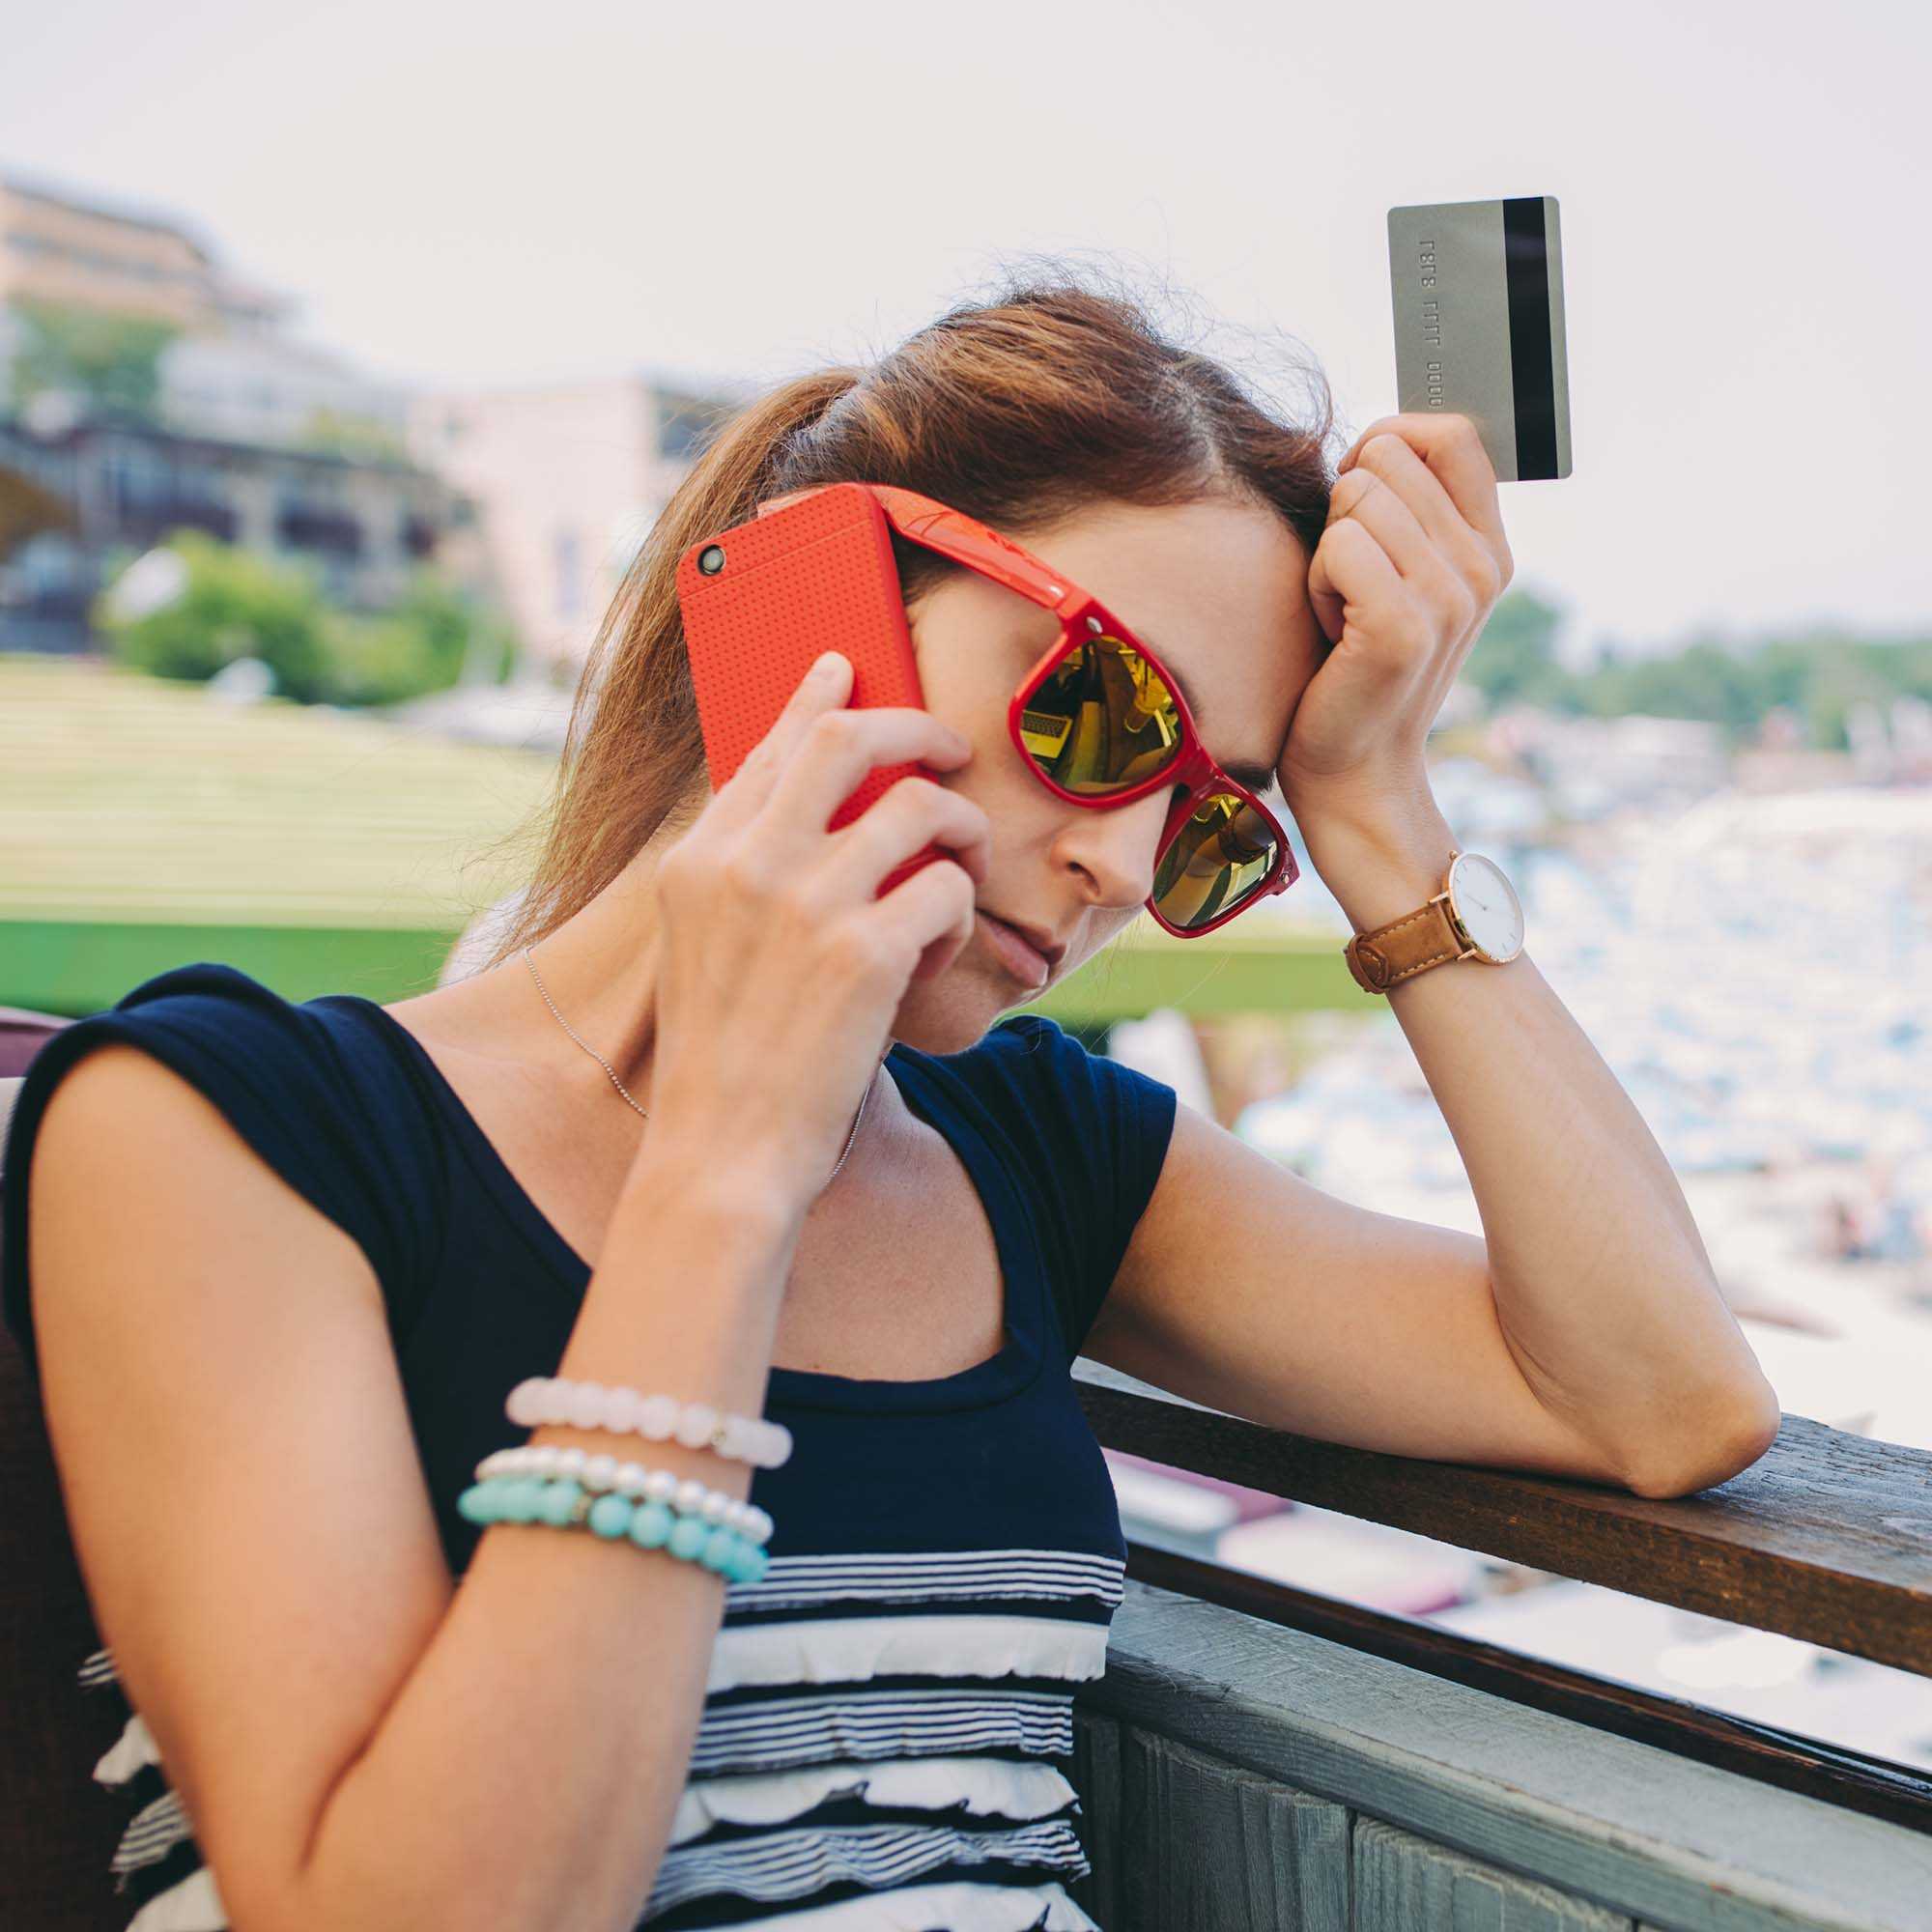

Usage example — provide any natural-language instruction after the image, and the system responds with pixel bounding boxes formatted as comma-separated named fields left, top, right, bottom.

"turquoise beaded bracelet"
left=457, top=1474, right=771, bottom=1584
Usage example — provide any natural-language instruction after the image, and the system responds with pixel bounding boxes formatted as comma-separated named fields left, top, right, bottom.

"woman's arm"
left=31, top=1044, right=805, bottom=1932
left=1113, top=408, right=1770, bottom=1492
left=1304, top=798, right=1780, bottom=1494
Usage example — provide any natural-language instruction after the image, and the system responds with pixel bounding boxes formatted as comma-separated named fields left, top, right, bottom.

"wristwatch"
left=1344, top=848, right=1525, bottom=994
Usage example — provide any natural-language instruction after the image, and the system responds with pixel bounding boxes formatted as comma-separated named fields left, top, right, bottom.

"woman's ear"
left=754, top=489, right=812, bottom=520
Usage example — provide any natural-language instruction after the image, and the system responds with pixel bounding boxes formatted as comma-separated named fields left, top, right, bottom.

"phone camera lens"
left=697, top=544, right=726, bottom=576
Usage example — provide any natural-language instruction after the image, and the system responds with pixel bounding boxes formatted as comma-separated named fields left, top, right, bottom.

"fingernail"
left=814, top=651, right=848, bottom=678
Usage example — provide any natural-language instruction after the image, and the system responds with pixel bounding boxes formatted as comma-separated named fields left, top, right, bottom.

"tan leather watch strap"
left=1344, top=877, right=1473, bottom=993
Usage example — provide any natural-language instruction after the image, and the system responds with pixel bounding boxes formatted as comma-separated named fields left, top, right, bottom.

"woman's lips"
left=979, top=911, right=1051, bottom=989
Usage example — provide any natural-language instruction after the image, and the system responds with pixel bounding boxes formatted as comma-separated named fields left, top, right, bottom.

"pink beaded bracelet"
left=507, top=1377, right=792, bottom=1469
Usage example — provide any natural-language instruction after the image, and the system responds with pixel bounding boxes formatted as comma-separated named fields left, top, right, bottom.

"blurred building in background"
left=0, top=168, right=470, bottom=653
left=406, top=371, right=747, bottom=676
left=0, top=167, right=275, bottom=337
left=0, top=166, right=414, bottom=448
left=0, top=405, right=469, bottom=650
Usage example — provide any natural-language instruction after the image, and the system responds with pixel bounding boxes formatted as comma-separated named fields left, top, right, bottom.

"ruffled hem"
left=112, top=1786, right=194, bottom=1881
left=689, top=1688, right=1073, bottom=1781
left=648, top=1817, right=1088, bottom=1919
left=725, top=1548, right=1125, bottom=1617
left=680, top=1878, right=1101, bottom=1931
left=96, top=1709, right=162, bottom=1782
left=670, top=1754, right=1077, bottom=1844
left=125, top=1864, right=226, bottom=1932
left=708, top=1614, right=1109, bottom=1694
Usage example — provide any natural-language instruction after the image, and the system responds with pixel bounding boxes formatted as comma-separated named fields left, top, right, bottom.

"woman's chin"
left=892, top=957, right=1039, bottom=1055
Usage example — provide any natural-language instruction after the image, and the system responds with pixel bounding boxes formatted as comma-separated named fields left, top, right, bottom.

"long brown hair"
left=470, top=263, right=1340, bottom=969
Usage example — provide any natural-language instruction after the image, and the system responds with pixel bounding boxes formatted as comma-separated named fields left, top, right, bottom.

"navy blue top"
left=1, top=962, right=1179, bottom=1931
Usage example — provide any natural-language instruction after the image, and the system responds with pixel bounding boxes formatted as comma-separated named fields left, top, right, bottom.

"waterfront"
left=1111, top=770, right=1932, bottom=1772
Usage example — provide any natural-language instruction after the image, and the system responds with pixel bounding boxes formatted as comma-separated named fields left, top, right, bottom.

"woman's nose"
left=1053, top=788, right=1178, bottom=914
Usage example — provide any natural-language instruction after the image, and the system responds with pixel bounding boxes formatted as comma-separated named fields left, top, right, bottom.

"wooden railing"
left=1066, top=1361, right=1932, bottom=1929
left=1072, top=1360, right=1932, bottom=1680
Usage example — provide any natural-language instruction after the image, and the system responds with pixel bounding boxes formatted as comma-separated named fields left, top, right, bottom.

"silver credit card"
left=1387, top=195, right=1571, bottom=481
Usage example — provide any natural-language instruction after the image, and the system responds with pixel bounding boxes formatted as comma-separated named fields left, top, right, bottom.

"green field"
left=1, top=654, right=1364, bottom=1020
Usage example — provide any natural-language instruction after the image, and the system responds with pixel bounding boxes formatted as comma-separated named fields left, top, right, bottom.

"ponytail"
left=469, top=367, right=863, bottom=963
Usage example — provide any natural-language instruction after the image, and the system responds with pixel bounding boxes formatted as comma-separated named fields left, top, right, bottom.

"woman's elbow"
left=1627, top=1386, right=1783, bottom=1499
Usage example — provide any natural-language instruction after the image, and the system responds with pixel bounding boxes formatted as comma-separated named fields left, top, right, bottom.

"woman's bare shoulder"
left=28, top=1038, right=451, bottom=1932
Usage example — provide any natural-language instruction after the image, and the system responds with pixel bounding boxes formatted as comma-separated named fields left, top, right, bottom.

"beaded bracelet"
left=507, top=1377, right=792, bottom=1469
left=477, top=1443, right=773, bottom=1546
left=458, top=1463, right=771, bottom=1584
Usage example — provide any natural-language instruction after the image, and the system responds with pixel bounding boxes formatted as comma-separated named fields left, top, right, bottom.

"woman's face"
left=893, top=491, right=1324, bottom=1057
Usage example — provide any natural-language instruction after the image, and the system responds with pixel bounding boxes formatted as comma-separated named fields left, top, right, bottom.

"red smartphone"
left=676, top=482, right=949, bottom=898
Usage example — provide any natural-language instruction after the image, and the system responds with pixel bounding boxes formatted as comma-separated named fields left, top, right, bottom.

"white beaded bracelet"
left=478, top=1444, right=774, bottom=1545
left=507, top=1377, right=792, bottom=1469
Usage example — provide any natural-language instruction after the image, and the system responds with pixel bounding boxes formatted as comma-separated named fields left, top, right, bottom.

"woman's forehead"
left=1005, top=497, right=1319, bottom=736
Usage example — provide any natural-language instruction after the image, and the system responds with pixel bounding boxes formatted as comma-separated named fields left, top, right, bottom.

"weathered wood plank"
left=1074, top=1580, right=1932, bottom=1932
left=1122, top=1541, right=1932, bottom=1833
left=1114, top=1727, right=1349, bottom=1932
left=1074, top=1361, right=1932, bottom=1679
left=1352, top=1816, right=1633, bottom=1930
left=1070, top=1709, right=1123, bottom=1929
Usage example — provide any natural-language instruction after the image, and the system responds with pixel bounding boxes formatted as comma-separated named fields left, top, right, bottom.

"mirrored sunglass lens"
left=1151, top=792, right=1281, bottom=930
left=1015, top=636, right=1184, bottom=795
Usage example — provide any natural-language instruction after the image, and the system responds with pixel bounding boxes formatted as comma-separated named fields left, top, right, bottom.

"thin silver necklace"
left=521, top=943, right=877, bottom=1186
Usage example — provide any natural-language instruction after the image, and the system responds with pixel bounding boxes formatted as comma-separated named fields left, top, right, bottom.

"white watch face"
left=1448, top=852, right=1524, bottom=961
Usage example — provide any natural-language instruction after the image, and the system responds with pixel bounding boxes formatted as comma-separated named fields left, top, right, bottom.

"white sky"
left=7, top=0, right=1927, bottom=658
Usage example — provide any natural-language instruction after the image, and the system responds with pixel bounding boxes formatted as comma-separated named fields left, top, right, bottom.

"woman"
left=2, top=274, right=1779, bottom=1932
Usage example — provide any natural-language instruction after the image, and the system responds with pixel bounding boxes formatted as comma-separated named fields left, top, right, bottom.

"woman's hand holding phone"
left=643, top=650, right=989, bottom=1217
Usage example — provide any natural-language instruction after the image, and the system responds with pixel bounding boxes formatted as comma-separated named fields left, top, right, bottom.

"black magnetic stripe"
left=1502, top=196, right=1558, bottom=480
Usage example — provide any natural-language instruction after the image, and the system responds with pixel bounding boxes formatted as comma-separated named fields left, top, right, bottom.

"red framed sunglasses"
left=844, top=482, right=1299, bottom=937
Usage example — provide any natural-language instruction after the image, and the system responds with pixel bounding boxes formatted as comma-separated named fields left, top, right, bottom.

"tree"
left=1565, top=627, right=1932, bottom=749
left=319, top=569, right=514, bottom=706
left=1463, top=585, right=1574, bottom=710
left=8, top=298, right=181, bottom=418
left=96, top=530, right=333, bottom=698
left=95, top=533, right=520, bottom=708
left=297, top=407, right=412, bottom=464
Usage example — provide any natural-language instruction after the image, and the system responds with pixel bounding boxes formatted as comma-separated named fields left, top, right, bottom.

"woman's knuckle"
left=719, top=846, right=769, bottom=898
left=903, top=774, right=956, bottom=818
left=1340, top=469, right=1380, bottom=513
left=825, top=918, right=880, bottom=976
left=769, top=867, right=818, bottom=918
left=800, top=710, right=846, bottom=759
left=1451, top=538, right=1497, bottom=595
left=1437, top=573, right=1478, bottom=627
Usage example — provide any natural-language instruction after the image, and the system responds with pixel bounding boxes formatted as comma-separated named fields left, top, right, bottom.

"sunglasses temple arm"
left=874, top=494, right=1077, bottom=621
